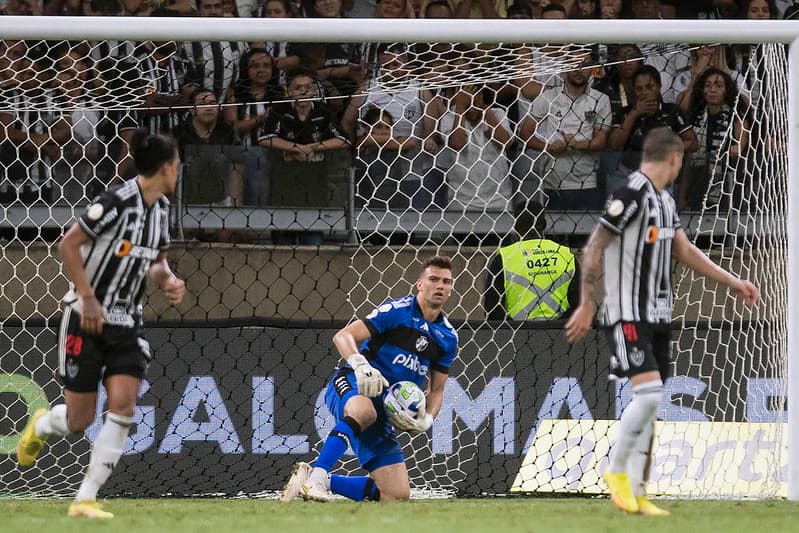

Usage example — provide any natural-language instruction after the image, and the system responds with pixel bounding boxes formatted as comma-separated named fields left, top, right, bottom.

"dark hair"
left=238, top=47, right=276, bottom=85
left=262, top=0, right=295, bottom=16
left=633, top=64, right=662, bottom=88
left=506, top=2, right=532, bottom=18
left=740, top=0, right=778, bottom=19
left=513, top=200, right=546, bottom=238
left=190, top=87, right=217, bottom=105
left=286, top=67, right=317, bottom=87
left=687, top=67, right=749, bottom=125
left=642, top=127, right=683, bottom=162
left=541, top=3, right=567, bottom=16
left=420, top=255, right=453, bottom=276
left=130, top=129, right=177, bottom=176
left=424, top=0, right=453, bottom=17
left=362, top=107, right=394, bottom=125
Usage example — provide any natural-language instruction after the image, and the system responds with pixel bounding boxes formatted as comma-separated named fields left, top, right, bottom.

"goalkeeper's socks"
left=330, top=475, right=380, bottom=502
left=314, top=416, right=361, bottom=472
left=75, top=412, right=132, bottom=502
left=609, top=381, right=662, bottom=473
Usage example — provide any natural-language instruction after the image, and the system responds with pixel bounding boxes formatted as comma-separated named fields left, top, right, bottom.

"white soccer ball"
left=383, top=381, right=426, bottom=421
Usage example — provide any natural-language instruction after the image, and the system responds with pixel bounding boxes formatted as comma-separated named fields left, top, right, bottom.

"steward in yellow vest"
left=484, top=201, right=580, bottom=320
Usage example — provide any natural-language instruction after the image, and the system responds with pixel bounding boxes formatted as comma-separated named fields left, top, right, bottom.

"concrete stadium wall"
left=0, top=242, right=776, bottom=323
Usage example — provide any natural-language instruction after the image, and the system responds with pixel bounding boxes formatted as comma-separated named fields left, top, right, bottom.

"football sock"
left=330, top=475, right=381, bottom=502
left=628, top=420, right=655, bottom=497
left=35, top=404, right=70, bottom=438
left=314, top=416, right=361, bottom=473
left=609, top=381, right=662, bottom=473
left=75, top=412, right=132, bottom=502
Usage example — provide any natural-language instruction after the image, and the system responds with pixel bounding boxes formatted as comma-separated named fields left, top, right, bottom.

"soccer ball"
left=383, top=381, right=426, bottom=421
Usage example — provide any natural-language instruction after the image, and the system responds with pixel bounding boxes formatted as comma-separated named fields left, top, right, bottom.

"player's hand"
left=79, top=294, right=105, bottom=336
left=162, top=275, right=186, bottom=306
left=564, top=302, right=595, bottom=344
left=348, top=353, right=389, bottom=397
left=391, top=409, right=433, bottom=435
left=732, top=279, right=759, bottom=306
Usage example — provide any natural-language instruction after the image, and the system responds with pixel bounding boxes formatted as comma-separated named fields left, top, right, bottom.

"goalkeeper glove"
left=348, top=353, right=389, bottom=397
left=391, top=408, right=434, bottom=435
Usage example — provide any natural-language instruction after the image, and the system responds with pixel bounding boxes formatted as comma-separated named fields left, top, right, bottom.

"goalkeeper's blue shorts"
left=325, top=368, right=405, bottom=472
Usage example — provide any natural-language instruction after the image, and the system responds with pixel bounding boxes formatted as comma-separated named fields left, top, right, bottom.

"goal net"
left=0, top=19, right=788, bottom=499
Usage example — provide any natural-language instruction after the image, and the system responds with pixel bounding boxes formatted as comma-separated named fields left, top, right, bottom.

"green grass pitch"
left=1, top=498, right=798, bottom=532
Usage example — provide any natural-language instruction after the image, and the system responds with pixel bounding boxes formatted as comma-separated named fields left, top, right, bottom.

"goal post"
left=0, top=16, right=794, bottom=500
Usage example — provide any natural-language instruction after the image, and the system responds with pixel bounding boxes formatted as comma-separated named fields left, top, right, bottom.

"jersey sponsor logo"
left=415, top=335, right=429, bottom=352
left=392, top=353, right=429, bottom=376
left=646, top=226, right=675, bottom=244
left=629, top=348, right=645, bottom=367
left=115, top=240, right=160, bottom=260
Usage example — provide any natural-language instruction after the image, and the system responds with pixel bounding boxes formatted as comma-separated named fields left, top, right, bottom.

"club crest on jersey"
left=415, top=335, right=429, bottom=352
left=66, top=360, right=79, bottom=379
left=629, top=348, right=645, bottom=367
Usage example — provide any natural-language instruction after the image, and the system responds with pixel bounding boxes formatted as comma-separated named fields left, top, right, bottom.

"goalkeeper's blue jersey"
left=354, top=295, right=459, bottom=388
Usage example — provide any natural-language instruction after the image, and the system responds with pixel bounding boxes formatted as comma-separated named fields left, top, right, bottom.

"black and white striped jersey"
left=63, top=178, right=170, bottom=327
left=598, top=170, right=680, bottom=326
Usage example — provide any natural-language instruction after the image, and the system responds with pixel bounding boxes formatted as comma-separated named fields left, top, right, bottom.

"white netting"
left=0, top=25, right=788, bottom=500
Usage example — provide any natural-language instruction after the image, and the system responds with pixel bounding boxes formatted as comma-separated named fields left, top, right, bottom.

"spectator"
left=51, top=52, right=136, bottom=203
left=0, top=42, right=71, bottom=205
left=505, top=1, right=531, bottom=17
left=255, top=0, right=302, bottom=86
left=484, top=200, right=579, bottom=321
left=594, top=44, right=643, bottom=196
left=183, top=0, right=244, bottom=100
left=728, top=0, right=780, bottom=109
left=571, top=0, right=597, bottom=17
left=626, top=0, right=690, bottom=104
left=679, top=67, right=749, bottom=212
left=675, top=0, right=740, bottom=19
left=223, top=47, right=282, bottom=205
left=258, top=69, right=350, bottom=244
left=518, top=50, right=612, bottom=210
left=608, top=64, right=697, bottom=194
left=418, top=0, right=453, bottom=16
left=137, top=40, right=192, bottom=135
left=342, top=44, right=441, bottom=209
left=598, top=0, right=621, bottom=18
left=674, top=44, right=747, bottom=114
left=437, top=83, right=513, bottom=212
left=173, top=88, right=243, bottom=207
left=375, top=0, right=414, bottom=16
left=305, top=0, right=365, bottom=110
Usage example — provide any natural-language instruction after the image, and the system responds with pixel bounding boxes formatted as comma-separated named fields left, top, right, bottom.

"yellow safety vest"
left=498, top=239, right=576, bottom=320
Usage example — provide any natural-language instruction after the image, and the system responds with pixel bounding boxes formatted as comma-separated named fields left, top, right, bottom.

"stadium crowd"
left=0, top=0, right=794, bottom=242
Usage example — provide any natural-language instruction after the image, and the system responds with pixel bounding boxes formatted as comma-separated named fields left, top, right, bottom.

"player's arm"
left=672, top=228, right=759, bottom=305
left=425, top=369, right=447, bottom=419
left=332, top=320, right=388, bottom=397
left=148, top=252, right=186, bottom=306
left=59, top=223, right=105, bottom=336
left=565, top=224, right=616, bottom=343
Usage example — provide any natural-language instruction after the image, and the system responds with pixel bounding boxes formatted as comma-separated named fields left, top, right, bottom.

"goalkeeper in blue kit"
left=281, top=255, right=459, bottom=502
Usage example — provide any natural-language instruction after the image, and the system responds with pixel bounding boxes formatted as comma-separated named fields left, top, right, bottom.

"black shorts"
left=57, top=306, right=152, bottom=393
left=605, top=321, right=672, bottom=382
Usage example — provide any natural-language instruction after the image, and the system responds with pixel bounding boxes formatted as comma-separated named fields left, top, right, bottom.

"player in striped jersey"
left=565, top=128, right=759, bottom=516
left=15, top=130, right=186, bottom=519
